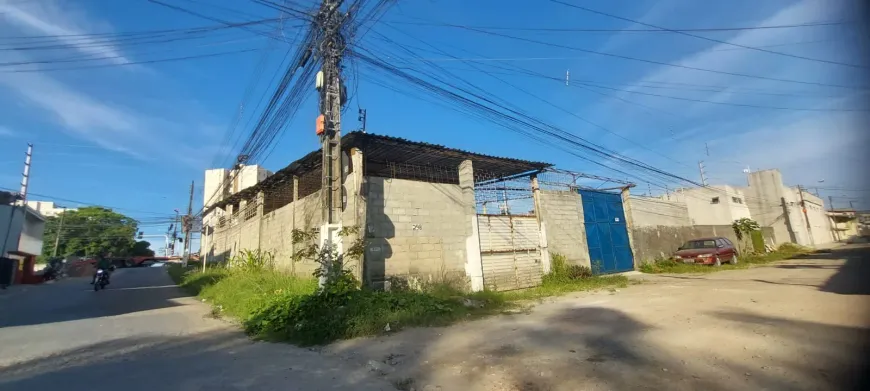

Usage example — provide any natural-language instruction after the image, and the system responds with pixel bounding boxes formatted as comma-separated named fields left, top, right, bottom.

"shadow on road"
left=0, top=331, right=390, bottom=390
left=710, top=310, right=870, bottom=390
left=0, top=268, right=189, bottom=329
left=327, top=305, right=870, bottom=391
left=798, top=245, right=870, bottom=295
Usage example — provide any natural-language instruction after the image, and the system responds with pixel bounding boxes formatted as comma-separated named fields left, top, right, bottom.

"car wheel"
left=730, top=255, right=738, bottom=265
left=714, top=257, right=722, bottom=267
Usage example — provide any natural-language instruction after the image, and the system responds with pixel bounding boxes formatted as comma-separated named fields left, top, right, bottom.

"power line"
left=1, top=186, right=173, bottom=216
left=547, top=0, right=867, bottom=70
left=429, top=23, right=869, bottom=90
left=385, top=20, right=849, bottom=33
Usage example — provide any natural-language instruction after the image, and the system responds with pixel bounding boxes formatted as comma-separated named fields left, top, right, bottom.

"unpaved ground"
left=0, top=266, right=395, bottom=391
left=323, top=245, right=870, bottom=391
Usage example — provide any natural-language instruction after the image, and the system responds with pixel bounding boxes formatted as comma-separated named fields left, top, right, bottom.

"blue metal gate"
left=578, top=190, right=634, bottom=274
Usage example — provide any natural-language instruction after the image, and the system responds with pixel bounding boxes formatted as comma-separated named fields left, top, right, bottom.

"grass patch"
left=167, top=253, right=630, bottom=346
left=168, top=264, right=317, bottom=321
left=638, top=243, right=813, bottom=274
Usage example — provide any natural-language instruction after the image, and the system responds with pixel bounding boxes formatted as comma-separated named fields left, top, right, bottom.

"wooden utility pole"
left=797, top=185, right=815, bottom=246
left=182, top=181, right=194, bottom=267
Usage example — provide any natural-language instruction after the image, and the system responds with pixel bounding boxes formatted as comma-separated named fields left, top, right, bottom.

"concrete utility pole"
left=182, top=181, right=194, bottom=267
left=698, top=161, right=708, bottom=186
left=316, top=0, right=346, bottom=288
left=170, top=209, right=179, bottom=256
left=797, top=185, right=815, bottom=246
left=358, top=108, right=367, bottom=133
left=52, top=207, right=66, bottom=257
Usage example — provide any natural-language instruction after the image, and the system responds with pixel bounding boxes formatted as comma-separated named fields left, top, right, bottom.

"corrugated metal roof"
left=204, top=132, right=551, bottom=214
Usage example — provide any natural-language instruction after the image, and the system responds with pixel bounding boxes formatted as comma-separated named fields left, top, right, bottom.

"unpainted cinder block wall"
left=365, top=176, right=470, bottom=288
left=258, top=189, right=322, bottom=276
left=537, top=190, right=590, bottom=267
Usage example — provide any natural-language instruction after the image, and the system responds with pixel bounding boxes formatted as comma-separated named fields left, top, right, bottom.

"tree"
left=732, top=217, right=762, bottom=254
left=41, top=207, right=142, bottom=257
left=132, top=241, right=155, bottom=257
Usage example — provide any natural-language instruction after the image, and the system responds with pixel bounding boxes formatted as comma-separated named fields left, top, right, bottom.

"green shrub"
left=244, top=288, right=468, bottom=346
left=229, top=249, right=274, bottom=272
left=544, top=253, right=594, bottom=284
left=778, top=242, right=811, bottom=253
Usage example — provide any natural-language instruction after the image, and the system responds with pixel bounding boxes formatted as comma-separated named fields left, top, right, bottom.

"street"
left=1, top=246, right=869, bottom=391
left=322, top=244, right=870, bottom=391
left=0, top=266, right=394, bottom=391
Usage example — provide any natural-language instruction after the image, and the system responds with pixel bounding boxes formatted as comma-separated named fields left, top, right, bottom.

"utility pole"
left=171, top=209, right=179, bottom=256
left=52, top=207, right=66, bottom=257
left=182, top=181, right=194, bottom=267
left=797, top=185, right=815, bottom=246
left=828, top=195, right=839, bottom=242
left=316, top=0, right=346, bottom=288
left=698, top=161, right=708, bottom=186
left=358, top=108, right=367, bottom=133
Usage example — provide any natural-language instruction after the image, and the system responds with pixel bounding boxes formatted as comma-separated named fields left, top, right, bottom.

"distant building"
left=24, top=200, right=73, bottom=217
left=1, top=203, right=46, bottom=259
left=669, top=185, right=752, bottom=226
left=740, top=169, right=834, bottom=247
left=203, top=165, right=273, bottom=209
left=200, top=164, right=272, bottom=257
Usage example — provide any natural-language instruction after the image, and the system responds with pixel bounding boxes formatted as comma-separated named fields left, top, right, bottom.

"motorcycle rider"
left=91, top=253, right=113, bottom=285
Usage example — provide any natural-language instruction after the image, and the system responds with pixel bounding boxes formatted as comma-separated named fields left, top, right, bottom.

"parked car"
left=673, top=237, right=738, bottom=266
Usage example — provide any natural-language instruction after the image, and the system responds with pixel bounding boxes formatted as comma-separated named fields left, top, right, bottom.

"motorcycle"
left=93, top=265, right=114, bottom=291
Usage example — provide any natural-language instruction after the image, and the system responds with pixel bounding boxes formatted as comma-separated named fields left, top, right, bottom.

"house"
left=669, top=185, right=752, bottom=226
left=740, top=169, right=834, bottom=247
left=827, top=209, right=859, bottom=241
left=0, top=194, right=46, bottom=286
left=24, top=200, right=74, bottom=217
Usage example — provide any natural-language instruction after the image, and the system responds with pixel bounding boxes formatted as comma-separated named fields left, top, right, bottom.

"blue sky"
left=1, top=0, right=868, bottom=252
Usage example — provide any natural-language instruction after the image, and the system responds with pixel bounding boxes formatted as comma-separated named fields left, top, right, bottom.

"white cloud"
left=0, top=0, right=130, bottom=65
left=0, top=126, right=14, bottom=137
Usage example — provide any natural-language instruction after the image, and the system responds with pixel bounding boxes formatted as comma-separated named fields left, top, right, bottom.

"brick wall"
left=537, top=190, right=590, bottom=267
left=365, top=176, right=470, bottom=287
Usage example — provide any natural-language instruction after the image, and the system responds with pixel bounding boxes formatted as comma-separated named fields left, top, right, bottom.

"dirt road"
left=324, top=245, right=870, bottom=391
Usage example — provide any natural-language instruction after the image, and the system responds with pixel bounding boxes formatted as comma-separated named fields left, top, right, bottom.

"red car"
left=673, top=237, right=738, bottom=266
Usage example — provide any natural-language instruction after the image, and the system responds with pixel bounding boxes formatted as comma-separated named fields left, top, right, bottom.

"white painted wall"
left=671, top=185, right=752, bottom=226
left=0, top=205, right=44, bottom=257
left=24, top=201, right=71, bottom=217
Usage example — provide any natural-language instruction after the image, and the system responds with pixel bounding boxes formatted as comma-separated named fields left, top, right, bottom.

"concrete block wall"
left=629, top=196, right=692, bottom=228
left=365, top=176, right=470, bottom=287
left=627, top=196, right=694, bottom=263
left=536, top=190, right=590, bottom=267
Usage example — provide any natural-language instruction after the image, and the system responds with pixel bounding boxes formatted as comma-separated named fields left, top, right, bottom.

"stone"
left=368, top=360, right=395, bottom=375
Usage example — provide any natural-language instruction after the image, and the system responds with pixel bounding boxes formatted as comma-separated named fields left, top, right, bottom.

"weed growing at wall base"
left=639, top=243, right=813, bottom=274
left=168, top=252, right=630, bottom=346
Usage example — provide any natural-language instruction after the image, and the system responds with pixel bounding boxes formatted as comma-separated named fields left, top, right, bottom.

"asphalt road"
left=0, top=266, right=395, bottom=391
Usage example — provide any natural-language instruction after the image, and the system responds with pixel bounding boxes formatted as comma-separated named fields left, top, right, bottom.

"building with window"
left=668, top=185, right=752, bottom=226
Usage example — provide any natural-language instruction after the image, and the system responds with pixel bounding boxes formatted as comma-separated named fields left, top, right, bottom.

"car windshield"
left=683, top=240, right=717, bottom=249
